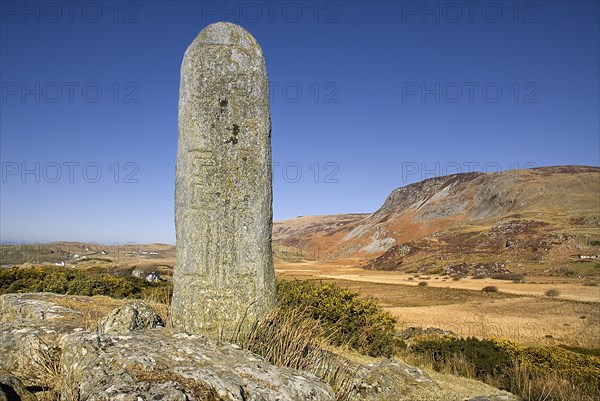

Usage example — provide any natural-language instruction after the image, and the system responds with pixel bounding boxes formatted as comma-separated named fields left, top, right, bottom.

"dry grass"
left=129, top=365, right=222, bottom=400
left=9, top=336, right=63, bottom=401
left=42, top=292, right=172, bottom=330
left=545, top=288, right=561, bottom=298
left=276, top=262, right=600, bottom=349
left=44, top=294, right=126, bottom=330
left=400, top=349, right=476, bottom=379
left=241, top=307, right=326, bottom=370
left=240, top=306, right=357, bottom=401
left=388, top=298, right=600, bottom=348
left=400, top=350, right=599, bottom=401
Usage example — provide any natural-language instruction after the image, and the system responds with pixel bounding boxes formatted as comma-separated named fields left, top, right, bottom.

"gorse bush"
left=408, top=335, right=600, bottom=401
left=498, top=339, right=600, bottom=394
left=277, top=280, right=398, bottom=357
left=0, top=266, right=172, bottom=299
left=411, top=336, right=512, bottom=378
left=491, top=273, right=524, bottom=281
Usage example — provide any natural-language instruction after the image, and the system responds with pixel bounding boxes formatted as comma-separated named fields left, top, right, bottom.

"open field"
left=2, top=241, right=598, bottom=349
left=276, top=260, right=600, bottom=349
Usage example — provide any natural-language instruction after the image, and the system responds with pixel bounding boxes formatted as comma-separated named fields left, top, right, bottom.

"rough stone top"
left=195, top=22, right=260, bottom=49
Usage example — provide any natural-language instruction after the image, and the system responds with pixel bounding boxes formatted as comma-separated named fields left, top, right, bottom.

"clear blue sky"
left=1, top=1, right=598, bottom=244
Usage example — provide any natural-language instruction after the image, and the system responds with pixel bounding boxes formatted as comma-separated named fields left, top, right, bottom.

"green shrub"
left=408, top=336, right=600, bottom=400
left=277, top=280, right=398, bottom=357
left=0, top=266, right=172, bottom=300
left=482, top=285, right=498, bottom=292
left=411, top=336, right=512, bottom=379
left=494, top=338, right=600, bottom=397
left=491, top=273, right=524, bottom=281
left=559, top=345, right=600, bottom=358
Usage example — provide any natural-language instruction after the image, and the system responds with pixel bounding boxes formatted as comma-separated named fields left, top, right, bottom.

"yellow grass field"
left=276, top=260, right=600, bottom=349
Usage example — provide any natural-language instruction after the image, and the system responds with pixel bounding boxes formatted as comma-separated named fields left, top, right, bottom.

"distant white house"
left=146, top=272, right=161, bottom=282
left=579, top=255, right=598, bottom=259
left=55, top=261, right=65, bottom=267
left=131, top=268, right=144, bottom=279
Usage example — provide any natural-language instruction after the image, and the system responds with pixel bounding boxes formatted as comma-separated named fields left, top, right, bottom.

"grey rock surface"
left=344, top=358, right=519, bottom=401
left=97, top=301, right=164, bottom=334
left=60, top=330, right=335, bottom=401
left=347, top=358, right=436, bottom=401
left=0, top=292, right=83, bottom=323
left=0, top=294, right=86, bottom=391
left=0, top=293, right=520, bottom=401
left=172, top=22, right=276, bottom=340
left=0, top=374, right=38, bottom=401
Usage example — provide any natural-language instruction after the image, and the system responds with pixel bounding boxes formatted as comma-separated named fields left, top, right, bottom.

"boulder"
left=59, top=330, right=335, bottom=401
left=0, top=293, right=86, bottom=388
left=97, top=301, right=164, bottom=334
left=0, top=292, right=83, bottom=323
left=345, top=358, right=519, bottom=401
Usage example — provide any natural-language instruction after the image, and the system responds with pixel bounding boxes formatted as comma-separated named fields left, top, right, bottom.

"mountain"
left=272, top=166, right=600, bottom=275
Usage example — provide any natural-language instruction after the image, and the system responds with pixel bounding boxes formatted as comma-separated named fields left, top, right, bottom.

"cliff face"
left=273, top=166, right=600, bottom=270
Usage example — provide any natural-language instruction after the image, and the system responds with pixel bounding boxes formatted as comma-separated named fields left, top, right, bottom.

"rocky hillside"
left=273, top=166, right=600, bottom=274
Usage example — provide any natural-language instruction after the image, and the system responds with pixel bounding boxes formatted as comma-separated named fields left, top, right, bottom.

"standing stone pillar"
left=171, top=22, right=276, bottom=341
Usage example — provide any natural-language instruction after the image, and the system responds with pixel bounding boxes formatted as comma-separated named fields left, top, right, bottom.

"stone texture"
left=346, top=358, right=519, bottom=401
left=171, top=22, right=276, bottom=340
left=0, top=293, right=520, bottom=401
left=97, top=301, right=164, bottom=334
left=0, top=292, right=83, bottom=323
left=59, top=330, right=335, bottom=401
left=0, top=293, right=86, bottom=386
left=466, top=396, right=516, bottom=401
left=0, top=374, right=38, bottom=401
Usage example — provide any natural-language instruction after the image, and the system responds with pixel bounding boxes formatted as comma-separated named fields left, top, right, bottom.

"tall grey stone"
left=171, top=22, right=276, bottom=341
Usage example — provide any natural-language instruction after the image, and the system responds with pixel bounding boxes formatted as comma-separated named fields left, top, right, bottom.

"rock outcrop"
left=60, top=330, right=333, bottom=401
left=0, top=293, right=334, bottom=400
left=0, top=293, right=86, bottom=386
left=0, top=293, right=519, bottom=401
left=347, top=359, right=518, bottom=401
left=97, top=301, right=164, bottom=334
